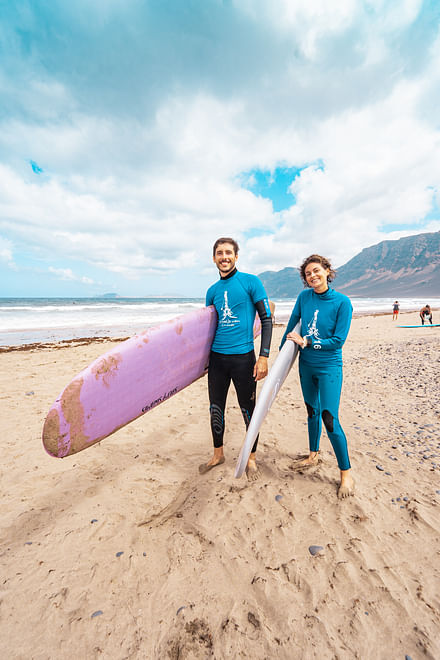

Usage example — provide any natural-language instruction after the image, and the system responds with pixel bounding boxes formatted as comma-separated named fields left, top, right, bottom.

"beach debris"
left=90, top=519, right=98, bottom=524
left=248, top=612, right=260, bottom=628
left=275, top=494, right=283, bottom=502
left=25, top=391, right=35, bottom=396
left=25, top=541, right=33, bottom=545
left=405, top=656, right=413, bottom=660
left=115, top=551, right=124, bottom=557
left=176, top=606, right=186, bottom=615
left=91, top=610, right=103, bottom=618
left=385, top=472, right=392, bottom=476
left=376, top=465, right=384, bottom=471
left=143, top=552, right=147, bottom=557
left=308, top=545, right=324, bottom=556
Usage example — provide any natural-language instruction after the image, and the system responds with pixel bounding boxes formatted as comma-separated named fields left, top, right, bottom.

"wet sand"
left=0, top=311, right=439, bottom=659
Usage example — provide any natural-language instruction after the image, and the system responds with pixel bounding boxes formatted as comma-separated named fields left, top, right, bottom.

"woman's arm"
left=280, top=297, right=301, bottom=349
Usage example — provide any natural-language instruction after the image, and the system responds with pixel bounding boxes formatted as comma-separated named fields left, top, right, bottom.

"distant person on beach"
left=392, top=301, right=399, bottom=320
left=280, top=255, right=355, bottom=499
left=419, top=304, right=433, bottom=325
left=199, top=237, right=273, bottom=481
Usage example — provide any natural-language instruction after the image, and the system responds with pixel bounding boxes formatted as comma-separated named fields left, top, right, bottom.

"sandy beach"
left=1, top=311, right=439, bottom=659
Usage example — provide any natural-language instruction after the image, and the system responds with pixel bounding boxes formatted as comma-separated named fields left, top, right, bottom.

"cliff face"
left=335, top=231, right=440, bottom=296
left=258, top=267, right=303, bottom=298
left=258, top=231, right=440, bottom=298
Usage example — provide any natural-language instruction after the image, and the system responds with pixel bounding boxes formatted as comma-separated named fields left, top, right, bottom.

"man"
left=419, top=304, right=432, bottom=325
left=199, top=237, right=273, bottom=481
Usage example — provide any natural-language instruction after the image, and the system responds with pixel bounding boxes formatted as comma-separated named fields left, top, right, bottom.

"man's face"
left=213, top=242, right=238, bottom=277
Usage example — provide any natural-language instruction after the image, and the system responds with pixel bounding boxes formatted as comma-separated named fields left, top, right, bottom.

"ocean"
left=1, top=296, right=439, bottom=347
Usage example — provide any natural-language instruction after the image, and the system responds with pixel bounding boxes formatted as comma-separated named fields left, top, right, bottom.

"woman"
left=280, top=254, right=355, bottom=499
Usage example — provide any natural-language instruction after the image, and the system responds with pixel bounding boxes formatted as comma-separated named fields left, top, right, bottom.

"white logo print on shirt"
left=306, top=309, right=322, bottom=348
left=220, top=291, right=238, bottom=325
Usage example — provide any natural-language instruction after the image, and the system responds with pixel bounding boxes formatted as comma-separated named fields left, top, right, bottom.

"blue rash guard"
left=280, top=287, right=352, bottom=366
left=206, top=270, right=272, bottom=356
left=280, top=287, right=353, bottom=471
left=205, top=269, right=272, bottom=453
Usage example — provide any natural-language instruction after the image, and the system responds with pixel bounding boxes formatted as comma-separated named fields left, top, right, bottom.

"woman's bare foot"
left=290, top=451, right=320, bottom=471
left=338, top=470, right=355, bottom=499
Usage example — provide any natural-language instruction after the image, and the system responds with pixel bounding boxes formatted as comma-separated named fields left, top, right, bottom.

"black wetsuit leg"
left=208, top=351, right=258, bottom=451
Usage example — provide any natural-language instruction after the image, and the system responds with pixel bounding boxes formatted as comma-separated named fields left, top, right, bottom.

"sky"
left=1, top=0, right=439, bottom=297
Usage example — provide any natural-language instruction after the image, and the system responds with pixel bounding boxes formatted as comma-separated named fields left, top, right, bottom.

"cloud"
left=0, top=236, right=16, bottom=269
left=48, top=266, right=94, bottom=285
left=0, top=1, right=439, bottom=294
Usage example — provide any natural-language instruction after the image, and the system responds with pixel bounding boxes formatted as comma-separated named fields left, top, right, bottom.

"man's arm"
left=254, top=299, right=273, bottom=380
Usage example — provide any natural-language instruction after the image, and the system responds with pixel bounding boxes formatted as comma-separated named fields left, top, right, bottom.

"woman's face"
left=304, top=262, right=330, bottom=293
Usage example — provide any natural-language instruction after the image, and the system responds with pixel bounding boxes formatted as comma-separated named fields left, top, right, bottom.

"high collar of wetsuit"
left=220, top=267, right=237, bottom=280
left=312, top=286, right=332, bottom=298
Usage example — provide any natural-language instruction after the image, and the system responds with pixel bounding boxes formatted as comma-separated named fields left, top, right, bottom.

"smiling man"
left=199, top=237, right=273, bottom=480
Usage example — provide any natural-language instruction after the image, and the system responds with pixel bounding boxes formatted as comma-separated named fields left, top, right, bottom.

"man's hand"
left=254, top=356, right=268, bottom=381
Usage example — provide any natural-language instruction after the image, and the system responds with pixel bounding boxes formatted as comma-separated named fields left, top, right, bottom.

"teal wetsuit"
left=206, top=269, right=272, bottom=450
left=206, top=270, right=272, bottom=356
left=280, top=287, right=352, bottom=470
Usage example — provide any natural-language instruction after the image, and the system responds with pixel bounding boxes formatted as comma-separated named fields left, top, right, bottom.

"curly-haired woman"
left=280, top=254, right=355, bottom=498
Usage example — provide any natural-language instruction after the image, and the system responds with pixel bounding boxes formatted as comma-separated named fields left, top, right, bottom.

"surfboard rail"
left=234, top=322, right=300, bottom=478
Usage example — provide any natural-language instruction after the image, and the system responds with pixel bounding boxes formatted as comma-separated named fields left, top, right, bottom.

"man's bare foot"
left=245, top=456, right=260, bottom=481
left=198, top=454, right=225, bottom=474
left=290, top=451, right=320, bottom=471
left=338, top=471, right=355, bottom=499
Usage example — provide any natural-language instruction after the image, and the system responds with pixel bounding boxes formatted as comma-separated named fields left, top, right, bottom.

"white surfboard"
left=234, top=322, right=300, bottom=478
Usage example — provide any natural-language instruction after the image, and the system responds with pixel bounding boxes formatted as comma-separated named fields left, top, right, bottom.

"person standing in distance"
left=199, top=237, right=273, bottom=481
left=392, top=301, right=399, bottom=321
left=280, top=254, right=355, bottom=499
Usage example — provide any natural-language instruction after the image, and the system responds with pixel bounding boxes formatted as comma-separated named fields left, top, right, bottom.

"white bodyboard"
left=234, top=322, right=300, bottom=478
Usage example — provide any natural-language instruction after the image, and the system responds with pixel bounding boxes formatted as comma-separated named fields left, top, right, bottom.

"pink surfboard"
left=43, top=306, right=261, bottom=458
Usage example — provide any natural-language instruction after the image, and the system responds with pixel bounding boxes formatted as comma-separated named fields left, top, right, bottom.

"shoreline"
left=1, top=307, right=438, bottom=353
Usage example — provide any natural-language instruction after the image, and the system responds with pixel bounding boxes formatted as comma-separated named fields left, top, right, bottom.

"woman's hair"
left=212, top=237, right=239, bottom=256
left=299, top=254, right=336, bottom=286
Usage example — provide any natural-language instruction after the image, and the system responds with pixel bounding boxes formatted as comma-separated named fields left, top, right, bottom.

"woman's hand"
left=286, top=331, right=307, bottom=348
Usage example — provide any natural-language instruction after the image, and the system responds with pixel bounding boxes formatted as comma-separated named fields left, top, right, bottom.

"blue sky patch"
left=240, top=166, right=300, bottom=212
left=240, top=162, right=325, bottom=213
left=30, top=160, right=44, bottom=174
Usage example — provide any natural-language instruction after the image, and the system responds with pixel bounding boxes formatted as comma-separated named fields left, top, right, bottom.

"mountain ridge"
left=258, top=231, right=440, bottom=297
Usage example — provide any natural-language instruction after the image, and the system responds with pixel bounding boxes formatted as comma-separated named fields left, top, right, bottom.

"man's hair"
left=299, top=254, right=336, bottom=286
left=212, top=237, right=240, bottom=256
